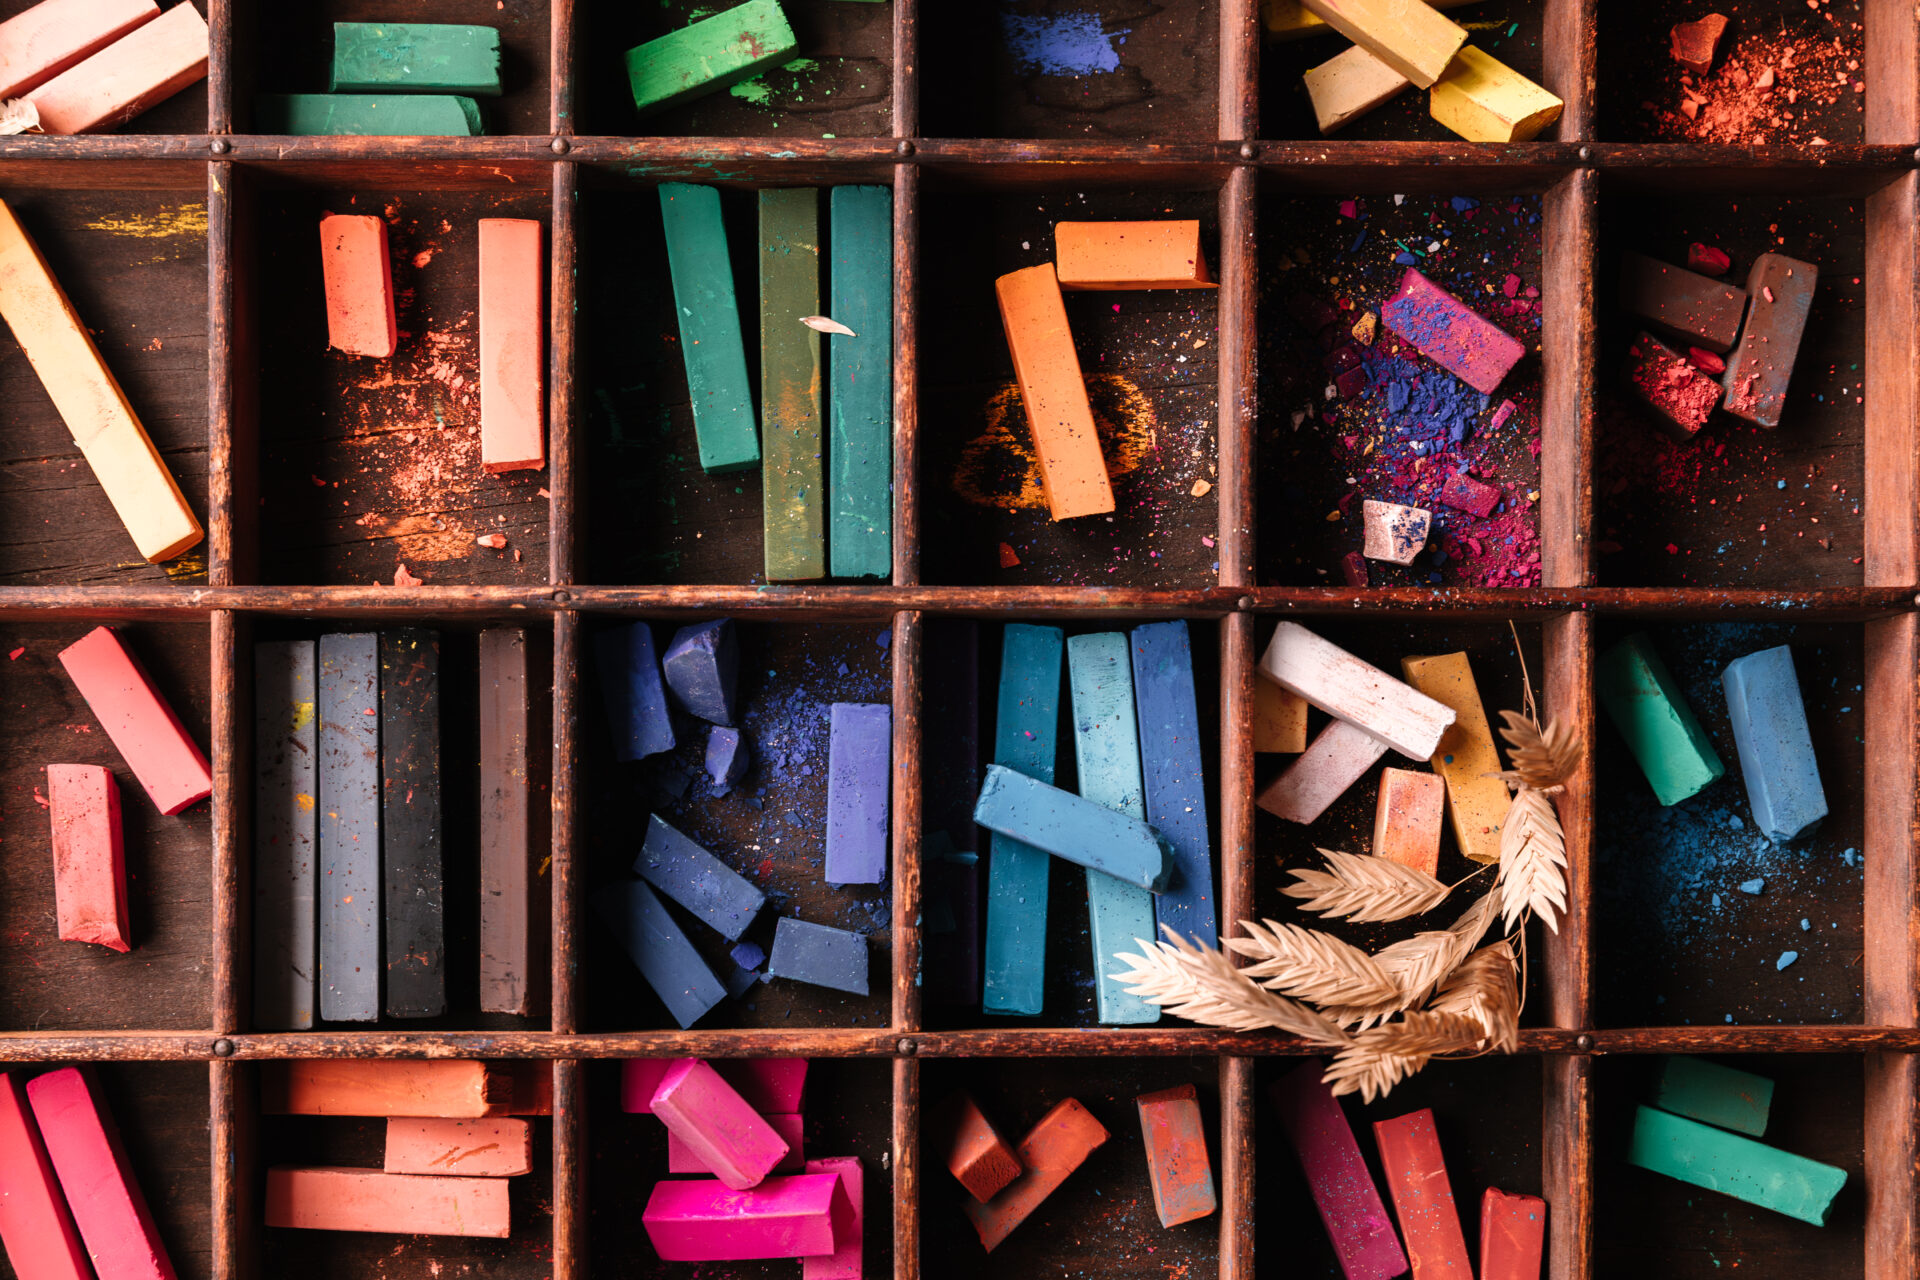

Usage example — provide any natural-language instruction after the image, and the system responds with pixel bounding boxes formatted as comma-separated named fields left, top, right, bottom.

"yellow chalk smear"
left=83, top=204, right=208, bottom=240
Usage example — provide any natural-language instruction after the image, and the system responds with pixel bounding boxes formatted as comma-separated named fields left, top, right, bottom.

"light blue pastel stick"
left=1131, top=620, right=1218, bottom=949
left=973, top=766, right=1171, bottom=892
left=1066, top=633, right=1160, bottom=1025
left=1722, top=645, right=1827, bottom=841
left=982, top=624, right=1063, bottom=1016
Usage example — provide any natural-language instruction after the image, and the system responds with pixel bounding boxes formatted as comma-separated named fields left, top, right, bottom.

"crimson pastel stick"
left=1270, top=1060, right=1407, bottom=1279
left=58, top=626, right=210, bottom=815
left=28, top=1066, right=178, bottom=1280
left=0, top=1072, right=91, bottom=1280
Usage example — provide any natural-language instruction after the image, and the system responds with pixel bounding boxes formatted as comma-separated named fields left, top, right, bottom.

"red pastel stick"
left=0, top=1071, right=91, bottom=1280
left=47, top=763, right=130, bottom=952
left=57, top=626, right=211, bottom=815
left=27, top=1066, right=178, bottom=1280
left=962, top=1098, right=1109, bottom=1252
left=1372, top=1108, right=1471, bottom=1278
left=1479, top=1186, right=1546, bottom=1280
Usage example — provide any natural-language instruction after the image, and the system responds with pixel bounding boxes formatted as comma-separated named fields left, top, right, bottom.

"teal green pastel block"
left=983, top=623, right=1062, bottom=1017
left=330, top=23, right=502, bottom=96
left=255, top=94, right=484, bottom=136
left=1628, top=1105, right=1844, bottom=1226
left=1597, top=632, right=1725, bottom=805
left=1066, top=632, right=1159, bottom=1026
left=1653, top=1057, right=1774, bottom=1138
left=659, top=183, right=761, bottom=474
left=625, top=0, right=798, bottom=118
left=828, top=185, right=893, bottom=579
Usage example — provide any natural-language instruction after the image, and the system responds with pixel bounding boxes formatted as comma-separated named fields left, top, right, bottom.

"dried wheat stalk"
left=1497, top=710, right=1577, bottom=791
left=1322, top=1010, right=1489, bottom=1103
left=1429, top=940, right=1520, bottom=1053
left=1281, top=847, right=1452, bottom=923
left=0, top=100, right=40, bottom=136
left=1228, top=919, right=1400, bottom=1008
left=1111, top=928, right=1352, bottom=1044
left=1498, top=786, right=1568, bottom=934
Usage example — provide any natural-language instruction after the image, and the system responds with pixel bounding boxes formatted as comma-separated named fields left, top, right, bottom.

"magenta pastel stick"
left=803, top=1156, right=864, bottom=1280
left=651, top=1059, right=791, bottom=1190
left=670, top=1112, right=805, bottom=1175
left=27, top=1066, right=178, bottom=1280
left=620, top=1059, right=672, bottom=1113
left=1270, top=1059, right=1408, bottom=1280
left=642, top=1173, right=843, bottom=1261
left=622, top=1057, right=808, bottom=1114
left=0, top=1072, right=91, bottom=1280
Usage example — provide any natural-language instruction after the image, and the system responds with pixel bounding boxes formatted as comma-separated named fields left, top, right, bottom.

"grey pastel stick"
left=254, top=640, right=318, bottom=1030
left=318, top=633, right=381, bottom=1022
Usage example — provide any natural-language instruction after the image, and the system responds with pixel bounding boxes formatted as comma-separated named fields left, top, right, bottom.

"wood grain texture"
left=1543, top=611, right=1592, bottom=1028
left=1866, top=172, right=1918, bottom=587
left=1541, top=167, right=1595, bottom=588
left=1543, top=1053, right=1593, bottom=1280
left=890, top=610, right=923, bottom=1031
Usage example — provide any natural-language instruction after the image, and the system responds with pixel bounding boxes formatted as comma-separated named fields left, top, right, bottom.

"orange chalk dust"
left=319, top=214, right=397, bottom=358
left=1054, top=220, right=1216, bottom=291
left=994, top=264, right=1114, bottom=522
left=478, top=218, right=546, bottom=473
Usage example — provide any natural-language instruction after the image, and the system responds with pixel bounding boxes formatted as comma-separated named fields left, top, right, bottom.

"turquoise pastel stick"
left=828, top=186, right=892, bottom=579
left=1628, top=1105, right=1844, bottom=1226
left=982, top=624, right=1062, bottom=1016
left=1597, top=632, right=1724, bottom=806
left=973, top=766, right=1171, bottom=893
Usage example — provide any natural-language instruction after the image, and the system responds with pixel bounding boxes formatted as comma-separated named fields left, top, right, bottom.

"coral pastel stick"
left=57, top=627, right=211, bottom=815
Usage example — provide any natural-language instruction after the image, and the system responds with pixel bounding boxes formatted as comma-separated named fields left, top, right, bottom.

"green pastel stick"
left=330, top=23, right=502, bottom=96
left=828, top=185, right=892, bottom=579
left=759, top=189, right=824, bottom=582
left=1066, top=632, right=1159, bottom=1026
left=625, top=0, right=798, bottom=117
left=1597, top=632, right=1725, bottom=806
left=1628, top=1105, right=1844, bottom=1226
left=255, top=94, right=484, bottom=136
left=1653, top=1057, right=1774, bottom=1138
left=983, top=623, right=1063, bottom=1016
left=659, top=183, right=760, bottom=474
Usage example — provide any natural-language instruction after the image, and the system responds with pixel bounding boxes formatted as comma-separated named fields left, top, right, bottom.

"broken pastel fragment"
left=662, top=618, right=740, bottom=727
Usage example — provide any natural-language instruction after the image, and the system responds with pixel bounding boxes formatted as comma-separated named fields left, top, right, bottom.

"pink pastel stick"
left=57, top=626, right=210, bottom=815
left=1270, top=1059, right=1407, bottom=1280
left=651, top=1059, right=791, bottom=1190
left=27, top=1066, right=177, bottom=1280
left=671, top=1112, right=804, bottom=1175
left=0, top=1072, right=91, bottom=1280
left=622, top=1057, right=808, bottom=1114
left=47, top=764, right=129, bottom=952
left=803, top=1156, right=864, bottom=1280
left=642, top=1172, right=843, bottom=1261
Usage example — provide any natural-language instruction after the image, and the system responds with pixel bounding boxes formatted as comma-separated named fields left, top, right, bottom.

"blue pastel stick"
left=1066, top=633, right=1160, bottom=1025
left=593, top=879, right=727, bottom=1028
left=768, top=917, right=869, bottom=995
left=983, top=623, right=1064, bottom=1016
left=706, top=725, right=750, bottom=795
left=825, top=702, right=891, bottom=884
left=662, top=618, right=739, bottom=727
left=596, top=622, right=676, bottom=762
left=974, top=765, right=1171, bottom=891
left=1722, top=645, right=1828, bottom=841
left=317, top=633, right=380, bottom=1023
left=1130, top=621, right=1218, bottom=949
left=633, top=813, right=766, bottom=941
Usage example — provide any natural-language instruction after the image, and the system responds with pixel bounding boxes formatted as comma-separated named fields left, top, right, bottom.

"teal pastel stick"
left=1628, top=1105, right=1844, bottom=1226
left=828, top=186, right=893, bottom=579
left=1722, top=645, right=1827, bottom=841
left=330, top=23, right=503, bottom=96
left=659, top=183, right=761, bottom=474
left=1597, top=632, right=1725, bottom=806
left=974, top=766, right=1171, bottom=892
left=1652, top=1057, right=1774, bottom=1138
left=255, top=94, right=484, bottom=136
left=1066, top=633, right=1160, bottom=1025
left=983, top=624, right=1062, bottom=1016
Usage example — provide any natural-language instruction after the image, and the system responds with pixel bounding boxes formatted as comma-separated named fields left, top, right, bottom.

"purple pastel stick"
left=621, top=1057, right=807, bottom=1114
left=803, top=1156, right=864, bottom=1279
left=1271, top=1059, right=1409, bottom=1280
left=651, top=1059, right=791, bottom=1191
left=825, top=702, right=891, bottom=884
left=642, top=1173, right=844, bottom=1261
left=671, top=1113, right=805, bottom=1175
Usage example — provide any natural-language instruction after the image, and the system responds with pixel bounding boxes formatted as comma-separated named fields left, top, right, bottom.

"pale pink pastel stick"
left=1258, top=718, right=1389, bottom=824
left=47, top=764, right=129, bottom=952
left=670, top=1112, right=804, bottom=1175
left=651, top=1059, right=790, bottom=1190
left=622, top=1057, right=807, bottom=1114
left=27, top=1066, right=177, bottom=1280
left=803, top=1156, right=864, bottom=1280
left=643, top=1173, right=843, bottom=1262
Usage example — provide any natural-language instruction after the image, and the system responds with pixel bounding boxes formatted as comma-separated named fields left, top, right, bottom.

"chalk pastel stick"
left=1255, top=672, right=1310, bottom=753
left=58, top=626, right=210, bottom=814
left=802, top=1155, right=863, bottom=1280
left=621, top=1057, right=807, bottom=1114
left=1257, top=717, right=1390, bottom=824
left=1373, top=1108, right=1471, bottom=1278
left=596, top=621, right=676, bottom=761
left=1400, top=651, right=1510, bottom=866
left=479, top=628, right=537, bottom=1015
left=1381, top=267, right=1524, bottom=395
left=983, top=623, right=1064, bottom=1016
left=760, top=188, right=826, bottom=582
left=1294, top=0, right=1466, bottom=87
left=935, top=1092, right=1023, bottom=1203
left=1259, top=621, right=1455, bottom=760
left=1479, top=1187, right=1546, bottom=1280
left=1371, top=767, right=1444, bottom=879
left=973, top=765, right=1171, bottom=892
left=254, top=640, right=317, bottom=1030
left=659, top=183, right=761, bottom=473
left=1722, top=253, right=1818, bottom=428
left=254, top=93, right=483, bottom=135
left=1131, top=620, right=1218, bottom=949
left=1619, top=250, right=1747, bottom=355
left=995, top=264, right=1115, bottom=520
left=826, top=702, right=891, bottom=884
left=671, top=1113, right=804, bottom=1175
left=0, top=0, right=158, bottom=101
left=652, top=1059, right=792, bottom=1191
left=642, top=1172, right=844, bottom=1261
left=1066, top=632, right=1160, bottom=1024
left=0, top=1071, right=90, bottom=1280
left=634, top=813, right=766, bottom=942
left=384, top=1117, right=532, bottom=1177
left=1271, top=1060, right=1408, bottom=1279
left=625, top=0, right=798, bottom=117
left=1722, top=645, right=1827, bottom=841
left=1428, top=44, right=1563, bottom=143
left=1304, top=44, right=1411, bottom=135
left=962, top=1099, right=1110, bottom=1252
left=828, top=185, right=894, bottom=579
left=46, top=764, right=128, bottom=953
left=1652, top=1057, right=1774, bottom=1138
left=319, top=214, right=396, bottom=358
left=1627, top=1104, right=1844, bottom=1226
left=662, top=618, right=739, bottom=727
left=1597, top=632, right=1724, bottom=806
left=592, top=879, right=728, bottom=1028
left=1137, top=1084, right=1216, bottom=1228
left=380, top=629, right=444, bottom=1019
left=767, top=916, right=869, bottom=995
left=24, top=0, right=205, bottom=134
left=266, top=1166, right=510, bottom=1237
left=477, top=218, right=545, bottom=473
left=330, top=22, right=502, bottom=96
left=26, top=1067, right=176, bottom=1280
left=262, top=1060, right=508, bottom=1118
left=1263, top=0, right=1478, bottom=42
left=1625, top=329, right=1720, bottom=440
left=1362, top=499, right=1430, bottom=565
left=1438, top=471, right=1500, bottom=518
left=707, top=725, right=750, bottom=794
left=0, top=203, right=202, bottom=562
left=1055, top=220, right=1215, bottom=290
left=317, top=633, right=380, bottom=1022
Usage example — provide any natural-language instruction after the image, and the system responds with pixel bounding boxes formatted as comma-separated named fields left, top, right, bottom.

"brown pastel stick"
left=1618, top=251, right=1747, bottom=355
left=1136, top=1084, right=1216, bottom=1227
left=479, top=629, right=536, bottom=1014
left=1721, top=252, right=1818, bottom=428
